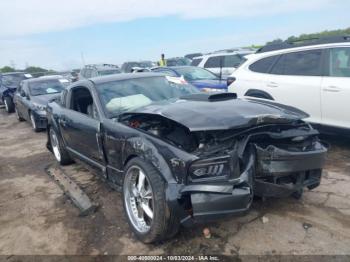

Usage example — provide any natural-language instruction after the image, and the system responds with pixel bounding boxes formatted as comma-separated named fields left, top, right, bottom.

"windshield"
left=139, top=61, right=153, bottom=68
left=175, top=67, right=218, bottom=81
left=29, top=80, right=65, bottom=96
left=99, top=69, right=121, bottom=76
left=167, top=58, right=191, bottom=66
left=128, top=62, right=142, bottom=67
left=1, top=74, right=28, bottom=87
left=96, top=76, right=200, bottom=118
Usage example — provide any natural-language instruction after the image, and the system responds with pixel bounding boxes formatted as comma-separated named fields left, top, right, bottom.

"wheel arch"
left=244, top=89, right=274, bottom=100
left=123, top=154, right=138, bottom=167
left=46, top=114, right=65, bottom=150
left=122, top=137, right=177, bottom=184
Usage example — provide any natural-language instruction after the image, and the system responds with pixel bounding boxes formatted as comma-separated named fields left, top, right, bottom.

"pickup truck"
left=46, top=73, right=327, bottom=243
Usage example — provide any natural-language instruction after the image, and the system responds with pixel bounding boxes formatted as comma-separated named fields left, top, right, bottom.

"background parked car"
left=151, top=66, right=227, bottom=92
left=228, top=35, right=350, bottom=131
left=121, top=61, right=155, bottom=73
left=166, top=57, right=191, bottom=67
left=191, top=50, right=254, bottom=79
left=79, top=64, right=121, bottom=79
left=0, top=72, right=32, bottom=113
left=14, top=75, right=67, bottom=132
left=184, top=53, right=203, bottom=60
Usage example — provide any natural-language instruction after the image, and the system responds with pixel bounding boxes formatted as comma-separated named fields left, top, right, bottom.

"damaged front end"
left=120, top=106, right=327, bottom=224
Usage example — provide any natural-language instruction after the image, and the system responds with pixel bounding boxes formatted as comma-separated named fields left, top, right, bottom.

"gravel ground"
left=0, top=108, right=350, bottom=257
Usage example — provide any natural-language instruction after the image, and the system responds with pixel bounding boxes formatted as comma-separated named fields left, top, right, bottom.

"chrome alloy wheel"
left=30, top=113, right=37, bottom=130
left=50, top=129, right=61, bottom=162
left=4, top=99, right=8, bottom=112
left=124, top=165, right=154, bottom=233
left=15, top=107, right=20, bottom=120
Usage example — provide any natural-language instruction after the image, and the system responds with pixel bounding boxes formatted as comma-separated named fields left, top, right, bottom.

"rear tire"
left=123, top=157, right=180, bottom=243
left=49, top=127, right=73, bottom=165
left=4, top=97, right=14, bottom=113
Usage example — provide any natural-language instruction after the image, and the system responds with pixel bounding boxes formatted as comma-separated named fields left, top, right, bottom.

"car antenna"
left=219, top=57, right=223, bottom=82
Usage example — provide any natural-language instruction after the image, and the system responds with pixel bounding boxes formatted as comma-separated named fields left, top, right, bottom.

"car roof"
left=122, top=61, right=151, bottom=64
left=194, top=50, right=253, bottom=59
left=23, top=75, right=63, bottom=83
left=83, top=64, right=119, bottom=70
left=256, top=35, right=350, bottom=53
left=89, top=72, right=165, bottom=85
left=167, top=57, right=187, bottom=60
left=246, top=42, right=350, bottom=61
left=152, top=66, right=204, bottom=71
left=168, top=65, right=201, bottom=69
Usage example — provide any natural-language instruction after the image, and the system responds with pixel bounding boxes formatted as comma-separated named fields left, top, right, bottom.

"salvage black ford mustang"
left=46, top=73, right=326, bottom=243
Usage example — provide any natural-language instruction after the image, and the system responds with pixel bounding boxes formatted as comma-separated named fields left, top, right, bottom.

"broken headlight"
left=189, top=156, right=230, bottom=180
left=32, top=102, right=46, bottom=112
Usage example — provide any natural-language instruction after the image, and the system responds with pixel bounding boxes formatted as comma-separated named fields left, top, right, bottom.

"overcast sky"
left=0, top=0, right=349, bottom=70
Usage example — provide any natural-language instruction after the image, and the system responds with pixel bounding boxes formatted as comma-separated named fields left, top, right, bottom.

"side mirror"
left=20, top=90, right=26, bottom=97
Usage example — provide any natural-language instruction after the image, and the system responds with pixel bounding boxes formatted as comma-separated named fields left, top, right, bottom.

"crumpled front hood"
left=31, top=93, right=61, bottom=106
left=189, top=79, right=227, bottom=90
left=123, top=95, right=309, bottom=132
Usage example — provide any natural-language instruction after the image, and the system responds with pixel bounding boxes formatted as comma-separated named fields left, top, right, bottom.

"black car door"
left=59, top=84, right=104, bottom=167
left=15, top=82, right=30, bottom=121
left=13, top=83, right=23, bottom=113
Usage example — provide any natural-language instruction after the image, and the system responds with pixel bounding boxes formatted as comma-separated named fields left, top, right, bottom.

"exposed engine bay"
left=120, top=113, right=199, bottom=152
left=120, top=113, right=326, bottom=199
left=120, top=113, right=320, bottom=157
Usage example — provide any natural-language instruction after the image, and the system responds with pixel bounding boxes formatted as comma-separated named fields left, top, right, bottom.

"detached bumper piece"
left=254, top=141, right=327, bottom=197
left=180, top=153, right=255, bottom=226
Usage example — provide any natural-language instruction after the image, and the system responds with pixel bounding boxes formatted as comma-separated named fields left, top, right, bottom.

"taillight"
left=226, top=77, right=236, bottom=87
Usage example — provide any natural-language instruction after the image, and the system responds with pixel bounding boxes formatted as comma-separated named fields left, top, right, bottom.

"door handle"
left=267, top=82, right=278, bottom=88
left=323, top=86, right=341, bottom=92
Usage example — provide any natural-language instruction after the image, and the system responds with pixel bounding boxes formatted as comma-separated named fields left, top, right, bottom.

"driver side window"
left=329, top=48, right=350, bottom=77
left=70, top=86, right=99, bottom=120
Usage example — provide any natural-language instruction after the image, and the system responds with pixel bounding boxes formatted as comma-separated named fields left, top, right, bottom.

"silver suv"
left=191, top=49, right=254, bottom=78
left=79, top=64, right=121, bottom=79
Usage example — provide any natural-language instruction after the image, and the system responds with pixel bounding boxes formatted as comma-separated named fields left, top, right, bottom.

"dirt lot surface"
left=1, top=108, right=350, bottom=257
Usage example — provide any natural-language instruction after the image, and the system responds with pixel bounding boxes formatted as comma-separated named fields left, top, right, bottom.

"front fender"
left=123, top=136, right=177, bottom=184
left=123, top=136, right=191, bottom=223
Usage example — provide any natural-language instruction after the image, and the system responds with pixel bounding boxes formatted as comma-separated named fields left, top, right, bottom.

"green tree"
left=267, top=27, right=350, bottom=45
left=25, top=66, right=48, bottom=73
left=266, top=38, right=283, bottom=45
left=1, top=66, right=16, bottom=73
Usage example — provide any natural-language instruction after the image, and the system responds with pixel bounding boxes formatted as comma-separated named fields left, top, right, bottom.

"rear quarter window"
left=270, top=50, right=323, bottom=76
left=249, top=55, right=279, bottom=73
left=190, top=58, right=203, bottom=66
left=204, top=56, right=223, bottom=68
left=224, top=55, right=243, bottom=67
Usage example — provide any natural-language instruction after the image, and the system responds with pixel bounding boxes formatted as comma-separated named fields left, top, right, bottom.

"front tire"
left=30, top=112, right=40, bottom=132
left=4, top=97, right=14, bottom=113
left=49, top=128, right=73, bottom=165
left=123, top=157, right=180, bottom=243
left=15, top=107, right=24, bottom=121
